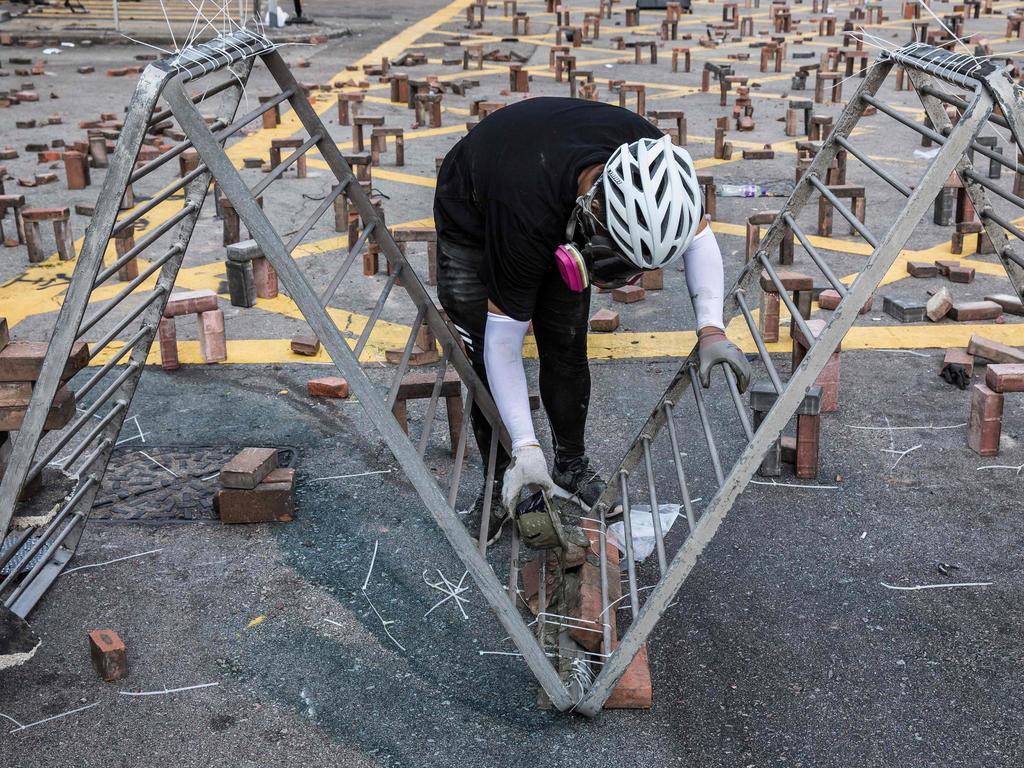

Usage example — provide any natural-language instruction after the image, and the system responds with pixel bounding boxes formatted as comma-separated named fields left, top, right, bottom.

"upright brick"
left=220, top=447, right=278, bottom=489
left=198, top=309, right=226, bottom=363
left=157, top=316, right=178, bottom=371
left=604, top=643, right=653, bottom=709
left=795, top=413, right=820, bottom=479
left=252, top=257, right=278, bottom=299
left=88, top=629, right=127, bottom=682
left=967, top=383, right=1003, bottom=457
left=926, top=287, right=953, bottom=322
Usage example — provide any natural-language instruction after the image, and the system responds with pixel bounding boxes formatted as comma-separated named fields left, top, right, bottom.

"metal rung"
left=782, top=210, right=854, bottom=293
left=104, top=203, right=197, bottom=279
left=640, top=437, right=667, bottom=575
left=112, top=170, right=206, bottom=240
left=29, top=363, right=140, bottom=478
left=320, top=220, right=375, bottom=306
left=617, top=470, right=641, bottom=615
left=286, top=180, right=349, bottom=253
left=386, top=305, right=428, bottom=411
left=0, top=476, right=96, bottom=596
left=723, top=368, right=754, bottom=442
left=805, top=178, right=878, bottom=248
left=963, top=169, right=1024, bottom=210
left=687, top=366, right=726, bottom=486
left=417, top=350, right=451, bottom=458
left=252, top=131, right=323, bottom=198
left=0, top=529, right=34, bottom=576
left=148, top=76, right=240, bottom=126
left=734, top=290, right=784, bottom=394
left=80, top=246, right=180, bottom=336
left=834, top=136, right=912, bottom=197
left=54, top=400, right=127, bottom=474
left=75, top=326, right=149, bottom=401
left=86, top=289, right=165, bottom=361
left=476, top=431, right=500, bottom=555
left=447, top=389, right=475, bottom=508
left=353, top=266, right=402, bottom=359
left=663, top=402, right=698, bottom=531
left=756, top=253, right=815, bottom=344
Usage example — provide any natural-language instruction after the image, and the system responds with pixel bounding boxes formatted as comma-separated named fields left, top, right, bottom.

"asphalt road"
left=0, top=0, right=1023, bottom=766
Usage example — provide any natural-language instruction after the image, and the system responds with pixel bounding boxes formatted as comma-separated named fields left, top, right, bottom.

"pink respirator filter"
left=554, top=243, right=589, bottom=292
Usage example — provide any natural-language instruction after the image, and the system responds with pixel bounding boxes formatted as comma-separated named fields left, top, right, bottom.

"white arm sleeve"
left=484, top=312, right=538, bottom=450
left=682, top=225, right=726, bottom=331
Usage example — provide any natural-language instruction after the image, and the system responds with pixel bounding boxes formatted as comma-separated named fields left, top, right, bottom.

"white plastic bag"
left=607, top=504, right=680, bottom=563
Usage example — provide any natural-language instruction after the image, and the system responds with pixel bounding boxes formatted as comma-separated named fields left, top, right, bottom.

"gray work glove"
left=697, top=327, right=751, bottom=392
left=501, top=443, right=554, bottom=515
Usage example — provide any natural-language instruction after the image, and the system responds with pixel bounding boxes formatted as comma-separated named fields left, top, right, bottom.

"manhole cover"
left=91, top=446, right=297, bottom=522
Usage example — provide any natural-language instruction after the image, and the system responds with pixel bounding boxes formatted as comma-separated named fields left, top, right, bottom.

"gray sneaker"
left=551, top=456, right=613, bottom=514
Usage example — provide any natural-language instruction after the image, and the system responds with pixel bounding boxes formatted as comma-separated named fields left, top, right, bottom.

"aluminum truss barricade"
left=4, top=36, right=1024, bottom=715
left=569, top=44, right=1024, bottom=715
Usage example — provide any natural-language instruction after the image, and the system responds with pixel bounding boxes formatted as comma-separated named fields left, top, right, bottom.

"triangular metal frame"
left=4, top=35, right=1024, bottom=716
left=571, top=44, right=1024, bottom=715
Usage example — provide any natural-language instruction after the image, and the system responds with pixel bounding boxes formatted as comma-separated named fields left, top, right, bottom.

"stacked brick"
left=214, top=447, right=296, bottom=524
left=0, top=316, right=88, bottom=493
left=158, top=290, right=227, bottom=370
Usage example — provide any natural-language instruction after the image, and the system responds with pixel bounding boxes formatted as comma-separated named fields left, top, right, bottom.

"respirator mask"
left=554, top=181, right=643, bottom=292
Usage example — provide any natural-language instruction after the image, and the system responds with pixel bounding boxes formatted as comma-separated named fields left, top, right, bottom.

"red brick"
left=949, top=301, right=1002, bottom=322
left=604, top=643, right=653, bottom=709
left=759, top=269, right=813, bottom=292
left=967, top=335, right=1024, bottom=364
left=63, top=150, right=89, bottom=190
left=217, top=480, right=295, bottom=524
left=0, top=384, right=74, bottom=431
left=290, top=334, right=321, bottom=356
left=795, top=413, right=820, bottom=479
left=985, top=364, right=1024, bottom=393
left=968, top=383, right=1002, bottom=457
left=611, top=284, right=645, bottom=303
left=252, top=257, right=279, bottom=299
left=220, top=447, right=278, bottom=490
left=570, top=519, right=620, bottom=652
left=0, top=317, right=7, bottom=353
left=943, top=348, right=974, bottom=375
left=947, top=265, right=975, bottom=284
left=0, top=340, right=88, bottom=382
left=934, top=259, right=960, bottom=276
left=817, top=289, right=840, bottom=310
left=639, top=268, right=663, bottom=290
left=906, top=261, right=938, bottom=278
left=307, top=376, right=350, bottom=398
left=157, top=316, right=178, bottom=371
left=985, top=294, right=1024, bottom=316
left=88, top=629, right=127, bottom=682
left=926, top=287, right=953, bottom=322
left=163, top=288, right=217, bottom=317
left=762, top=292, right=780, bottom=342
left=198, top=309, right=226, bottom=363
left=589, top=308, right=620, bottom=332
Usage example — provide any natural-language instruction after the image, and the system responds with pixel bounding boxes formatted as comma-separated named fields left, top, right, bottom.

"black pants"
left=436, top=239, right=591, bottom=473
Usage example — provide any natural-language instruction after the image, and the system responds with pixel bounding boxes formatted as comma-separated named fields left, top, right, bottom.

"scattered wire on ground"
left=422, top=569, right=471, bottom=620
left=881, top=581, right=992, bottom=591
left=349, top=540, right=406, bottom=652
left=977, top=464, right=1024, bottom=475
left=844, top=422, right=967, bottom=431
left=61, top=548, right=163, bottom=576
left=749, top=479, right=839, bottom=490
left=138, top=451, right=180, bottom=478
left=119, top=682, right=219, bottom=697
left=882, top=444, right=922, bottom=471
left=310, top=469, right=393, bottom=482
left=6, top=701, right=101, bottom=734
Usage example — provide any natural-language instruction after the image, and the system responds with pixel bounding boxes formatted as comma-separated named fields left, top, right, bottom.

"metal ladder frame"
left=573, top=46, right=1024, bottom=715
left=4, top=36, right=1024, bottom=716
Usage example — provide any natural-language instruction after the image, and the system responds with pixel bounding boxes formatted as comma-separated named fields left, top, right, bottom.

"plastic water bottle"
left=719, top=183, right=767, bottom=197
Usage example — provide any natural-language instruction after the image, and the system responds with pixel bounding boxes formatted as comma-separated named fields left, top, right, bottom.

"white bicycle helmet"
left=601, top=135, right=702, bottom=269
